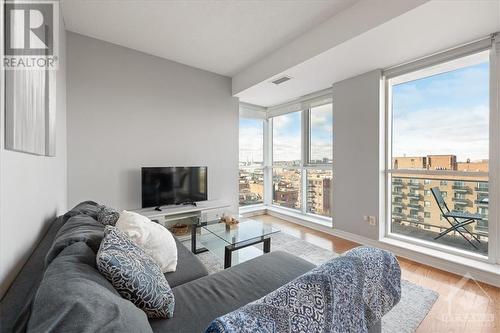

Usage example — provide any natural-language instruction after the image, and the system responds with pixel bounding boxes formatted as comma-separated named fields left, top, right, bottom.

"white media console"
left=132, top=200, right=230, bottom=240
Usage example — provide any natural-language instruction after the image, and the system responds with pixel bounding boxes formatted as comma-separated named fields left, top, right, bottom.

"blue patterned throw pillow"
left=97, top=205, right=120, bottom=226
left=96, top=226, right=175, bottom=319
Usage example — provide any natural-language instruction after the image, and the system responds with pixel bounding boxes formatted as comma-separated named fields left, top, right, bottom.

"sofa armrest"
left=206, top=247, right=401, bottom=333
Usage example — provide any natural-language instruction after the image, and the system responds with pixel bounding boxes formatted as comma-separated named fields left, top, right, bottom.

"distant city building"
left=392, top=154, right=489, bottom=242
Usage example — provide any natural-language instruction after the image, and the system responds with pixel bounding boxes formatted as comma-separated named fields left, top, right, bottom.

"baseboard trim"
left=264, top=209, right=500, bottom=288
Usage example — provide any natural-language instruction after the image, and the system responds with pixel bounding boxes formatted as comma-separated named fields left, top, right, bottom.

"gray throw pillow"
left=97, top=205, right=120, bottom=226
left=96, top=226, right=175, bottom=319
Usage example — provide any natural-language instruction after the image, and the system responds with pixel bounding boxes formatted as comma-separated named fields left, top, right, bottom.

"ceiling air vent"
left=271, top=76, right=292, bottom=85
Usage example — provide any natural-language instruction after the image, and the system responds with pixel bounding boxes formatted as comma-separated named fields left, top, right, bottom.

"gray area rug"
left=183, top=232, right=438, bottom=333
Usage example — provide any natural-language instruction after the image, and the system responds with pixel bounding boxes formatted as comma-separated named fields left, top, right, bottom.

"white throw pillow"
left=116, top=210, right=177, bottom=273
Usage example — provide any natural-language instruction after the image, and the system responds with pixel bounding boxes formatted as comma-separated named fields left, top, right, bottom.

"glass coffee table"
left=191, top=218, right=280, bottom=268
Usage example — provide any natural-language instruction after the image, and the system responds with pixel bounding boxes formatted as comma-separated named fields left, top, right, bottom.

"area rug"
left=183, top=232, right=439, bottom=333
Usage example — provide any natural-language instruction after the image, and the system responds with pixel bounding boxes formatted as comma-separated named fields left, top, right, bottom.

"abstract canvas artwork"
left=4, top=69, right=56, bottom=156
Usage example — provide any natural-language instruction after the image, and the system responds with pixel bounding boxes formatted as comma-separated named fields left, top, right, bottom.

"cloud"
left=392, top=61, right=489, bottom=162
left=272, top=112, right=302, bottom=162
left=311, top=104, right=333, bottom=134
left=393, top=105, right=489, bottom=161
left=239, top=121, right=263, bottom=163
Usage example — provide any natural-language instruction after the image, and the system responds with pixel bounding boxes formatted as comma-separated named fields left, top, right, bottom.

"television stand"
left=132, top=200, right=230, bottom=241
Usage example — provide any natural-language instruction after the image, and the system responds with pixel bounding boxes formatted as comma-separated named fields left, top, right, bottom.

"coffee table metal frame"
left=191, top=220, right=273, bottom=268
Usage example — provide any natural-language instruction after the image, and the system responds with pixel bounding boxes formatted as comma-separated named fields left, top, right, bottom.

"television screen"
left=141, top=167, right=207, bottom=208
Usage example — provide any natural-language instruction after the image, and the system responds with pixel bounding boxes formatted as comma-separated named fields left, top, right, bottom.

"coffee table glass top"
left=202, top=219, right=280, bottom=246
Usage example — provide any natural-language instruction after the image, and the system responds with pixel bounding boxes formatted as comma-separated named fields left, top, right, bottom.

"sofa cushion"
left=0, top=216, right=65, bottom=333
left=64, top=200, right=100, bottom=220
left=27, top=242, right=152, bottom=333
left=96, top=226, right=175, bottom=319
left=45, top=213, right=105, bottom=266
left=164, top=237, right=208, bottom=288
left=149, top=251, right=315, bottom=333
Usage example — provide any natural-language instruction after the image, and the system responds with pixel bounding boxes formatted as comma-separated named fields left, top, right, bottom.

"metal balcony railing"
left=407, top=193, right=422, bottom=199
left=475, top=199, right=489, bottom=206
left=406, top=215, right=422, bottom=223
left=475, top=186, right=489, bottom=193
left=451, top=197, right=471, bottom=206
left=452, top=185, right=471, bottom=193
left=392, top=212, right=404, bottom=218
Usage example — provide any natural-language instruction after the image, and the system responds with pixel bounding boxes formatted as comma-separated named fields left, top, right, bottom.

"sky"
left=240, top=60, right=488, bottom=165
left=273, top=104, right=333, bottom=162
left=239, top=118, right=263, bottom=163
left=239, top=104, right=333, bottom=164
left=392, top=61, right=489, bottom=162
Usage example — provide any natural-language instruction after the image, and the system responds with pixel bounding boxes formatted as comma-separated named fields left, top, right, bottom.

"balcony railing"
left=475, top=186, right=489, bottom=193
left=406, top=215, right=422, bottom=223
left=390, top=174, right=489, bottom=256
left=451, top=197, right=471, bottom=206
left=475, top=199, right=489, bottom=206
left=452, top=185, right=471, bottom=193
left=407, top=193, right=422, bottom=199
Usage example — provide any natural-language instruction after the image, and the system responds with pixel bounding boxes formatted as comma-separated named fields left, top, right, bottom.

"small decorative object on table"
left=220, top=214, right=239, bottom=225
left=171, top=223, right=189, bottom=236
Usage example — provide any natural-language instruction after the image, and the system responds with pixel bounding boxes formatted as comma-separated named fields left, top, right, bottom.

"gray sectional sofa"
left=0, top=202, right=386, bottom=332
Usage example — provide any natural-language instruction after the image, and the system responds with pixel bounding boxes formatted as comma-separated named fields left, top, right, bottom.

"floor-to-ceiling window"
left=270, top=97, right=333, bottom=221
left=239, top=117, right=264, bottom=206
left=386, top=44, right=496, bottom=258
left=272, top=111, right=302, bottom=210
left=306, top=103, right=333, bottom=217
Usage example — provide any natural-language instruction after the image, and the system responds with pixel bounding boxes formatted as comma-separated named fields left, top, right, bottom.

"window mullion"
left=264, top=118, right=273, bottom=206
left=489, top=36, right=500, bottom=264
left=301, top=110, right=309, bottom=213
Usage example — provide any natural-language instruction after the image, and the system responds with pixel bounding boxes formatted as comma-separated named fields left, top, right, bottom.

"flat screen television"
left=141, top=167, right=207, bottom=209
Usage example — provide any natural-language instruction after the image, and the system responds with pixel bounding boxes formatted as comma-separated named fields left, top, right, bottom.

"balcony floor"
left=391, top=222, right=488, bottom=256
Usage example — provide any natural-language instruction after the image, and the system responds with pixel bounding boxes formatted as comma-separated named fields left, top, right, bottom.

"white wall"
left=0, top=14, right=67, bottom=298
left=66, top=33, right=239, bottom=212
left=332, top=70, right=383, bottom=240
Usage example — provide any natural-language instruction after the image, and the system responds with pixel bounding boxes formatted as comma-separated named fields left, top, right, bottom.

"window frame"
left=269, top=100, right=333, bottom=221
left=238, top=106, right=267, bottom=208
left=383, top=37, right=499, bottom=264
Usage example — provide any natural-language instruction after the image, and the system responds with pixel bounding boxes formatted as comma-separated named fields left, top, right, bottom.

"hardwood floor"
left=252, top=214, right=500, bottom=333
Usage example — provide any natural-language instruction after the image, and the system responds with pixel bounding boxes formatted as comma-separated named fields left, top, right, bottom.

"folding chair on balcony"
left=430, top=187, right=482, bottom=249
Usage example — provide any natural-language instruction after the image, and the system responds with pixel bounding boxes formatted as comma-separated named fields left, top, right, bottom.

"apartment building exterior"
left=391, top=155, right=489, bottom=244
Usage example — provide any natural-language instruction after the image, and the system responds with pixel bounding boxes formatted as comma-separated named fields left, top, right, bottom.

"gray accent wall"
left=332, top=70, right=383, bottom=240
left=66, top=33, right=239, bottom=212
left=0, top=12, right=67, bottom=298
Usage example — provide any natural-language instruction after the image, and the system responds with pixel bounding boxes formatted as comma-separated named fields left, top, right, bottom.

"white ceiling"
left=61, top=0, right=358, bottom=77
left=236, top=0, right=500, bottom=107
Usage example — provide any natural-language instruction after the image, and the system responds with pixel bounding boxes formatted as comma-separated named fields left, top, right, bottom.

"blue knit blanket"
left=205, top=247, right=401, bottom=333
